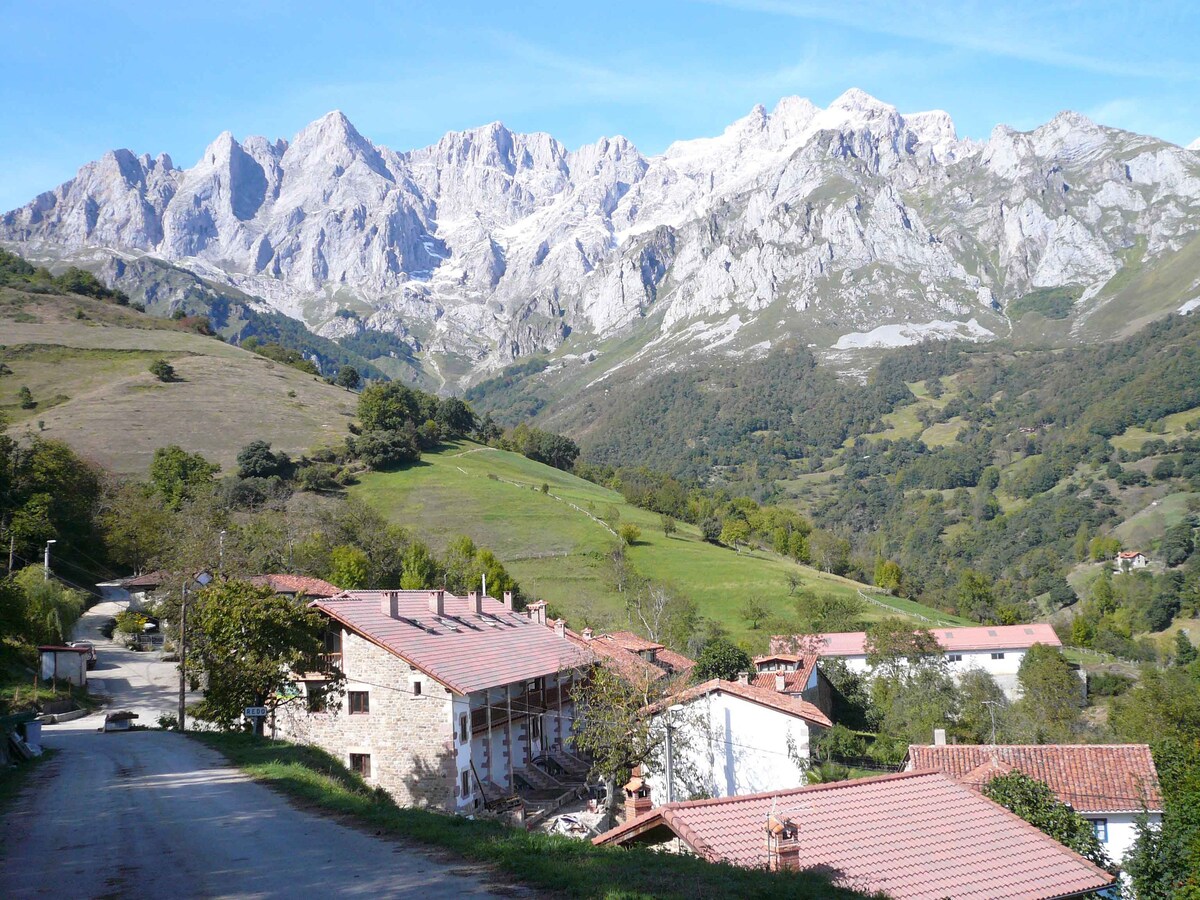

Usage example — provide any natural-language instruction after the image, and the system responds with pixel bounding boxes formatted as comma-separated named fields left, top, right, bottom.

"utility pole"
left=178, top=579, right=188, bottom=732
left=43, top=539, right=56, bottom=581
left=219, top=530, right=226, bottom=576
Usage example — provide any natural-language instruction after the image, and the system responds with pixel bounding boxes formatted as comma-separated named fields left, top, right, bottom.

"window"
left=991, top=652, right=1006, bottom=660
left=412, top=680, right=422, bottom=697
left=348, top=691, right=369, bottom=714
left=350, top=753, right=371, bottom=778
left=460, top=769, right=471, bottom=798
left=947, top=653, right=963, bottom=662
left=459, top=713, right=469, bottom=744
left=1088, top=818, right=1108, bottom=842
left=531, top=716, right=541, bottom=740
left=306, top=682, right=326, bottom=713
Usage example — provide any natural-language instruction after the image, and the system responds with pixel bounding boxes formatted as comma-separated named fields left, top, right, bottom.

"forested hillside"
left=469, top=311, right=1200, bottom=662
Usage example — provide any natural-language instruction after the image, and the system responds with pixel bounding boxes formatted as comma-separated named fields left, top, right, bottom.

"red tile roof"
left=906, top=744, right=1162, bottom=813
left=313, top=591, right=593, bottom=695
left=649, top=678, right=832, bottom=728
left=654, top=647, right=696, bottom=675
left=606, top=630, right=663, bottom=653
left=248, top=574, right=341, bottom=598
left=773, top=623, right=1062, bottom=657
left=119, top=570, right=169, bottom=590
left=556, top=625, right=694, bottom=684
left=751, top=652, right=818, bottom=694
left=594, top=771, right=1115, bottom=899
left=1117, top=551, right=1145, bottom=559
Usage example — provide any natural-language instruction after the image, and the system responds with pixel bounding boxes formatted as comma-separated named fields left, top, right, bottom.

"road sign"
left=244, top=706, right=268, bottom=718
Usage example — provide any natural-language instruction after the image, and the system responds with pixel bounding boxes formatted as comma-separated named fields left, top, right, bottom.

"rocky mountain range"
left=5, top=88, right=1200, bottom=390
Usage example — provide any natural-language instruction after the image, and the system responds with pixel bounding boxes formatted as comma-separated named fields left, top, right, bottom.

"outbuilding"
left=37, top=645, right=89, bottom=687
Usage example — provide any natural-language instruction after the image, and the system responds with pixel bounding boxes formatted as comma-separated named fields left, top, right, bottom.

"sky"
left=2, top=0, right=1198, bottom=211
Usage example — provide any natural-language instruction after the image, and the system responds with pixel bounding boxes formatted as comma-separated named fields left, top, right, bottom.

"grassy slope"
left=194, top=733, right=868, bottom=900
left=353, top=441, right=959, bottom=643
left=1110, top=405, right=1200, bottom=452
left=0, top=287, right=357, bottom=475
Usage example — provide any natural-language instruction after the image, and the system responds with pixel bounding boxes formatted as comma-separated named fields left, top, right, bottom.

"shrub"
left=618, top=523, right=642, bottom=546
left=18, top=385, right=35, bottom=409
left=149, top=359, right=175, bottom=382
left=114, top=610, right=148, bottom=634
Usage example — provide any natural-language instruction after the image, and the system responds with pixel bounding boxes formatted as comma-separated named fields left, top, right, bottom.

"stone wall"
left=276, top=628, right=458, bottom=810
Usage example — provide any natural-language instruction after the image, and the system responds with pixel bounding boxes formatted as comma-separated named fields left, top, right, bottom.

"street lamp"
left=43, top=539, right=56, bottom=581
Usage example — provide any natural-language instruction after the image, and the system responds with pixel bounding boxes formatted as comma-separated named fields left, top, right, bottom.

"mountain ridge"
left=5, top=88, right=1200, bottom=389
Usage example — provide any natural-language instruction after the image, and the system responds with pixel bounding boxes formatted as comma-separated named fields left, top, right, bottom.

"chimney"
left=934, top=728, right=947, bottom=746
left=623, top=767, right=653, bottom=822
left=503, top=590, right=513, bottom=611
left=582, top=627, right=594, bottom=642
left=428, top=590, right=445, bottom=617
left=380, top=590, right=400, bottom=618
left=766, top=815, right=800, bottom=870
left=775, top=673, right=787, bottom=693
left=468, top=590, right=482, bottom=615
left=737, top=671, right=750, bottom=686
left=554, top=619, right=566, bottom=638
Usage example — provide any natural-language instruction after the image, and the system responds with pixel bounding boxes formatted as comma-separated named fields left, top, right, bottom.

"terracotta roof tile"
left=649, top=678, right=831, bottom=728
left=248, top=574, right=341, bottom=598
left=906, top=744, right=1162, bottom=813
left=313, top=592, right=592, bottom=695
left=594, top=771, right=1115, bottom=899
left=751, top=653, right=818, bottom=694
left=606, top=631, right=664, bottom=653
left=773, top=623, right=1062, bottom=656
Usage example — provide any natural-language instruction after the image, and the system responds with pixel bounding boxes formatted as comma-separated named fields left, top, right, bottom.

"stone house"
left=275, top=589, right=592, bottom=813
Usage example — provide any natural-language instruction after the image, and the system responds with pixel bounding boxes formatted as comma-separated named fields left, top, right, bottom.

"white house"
left=1117, top=551, right=1149, bottom=571
left=642, top=675, right=831, bottom=803
left=774, top=623, right=1063, bottom=699
left=906, top=743, right=1163, bottom=864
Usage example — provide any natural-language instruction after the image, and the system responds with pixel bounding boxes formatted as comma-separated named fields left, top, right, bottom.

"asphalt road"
left=0, top=588, right=514, bottom=899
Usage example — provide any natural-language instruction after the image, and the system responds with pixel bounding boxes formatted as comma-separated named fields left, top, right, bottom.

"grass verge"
left=193, top=732, right=870, bottom=900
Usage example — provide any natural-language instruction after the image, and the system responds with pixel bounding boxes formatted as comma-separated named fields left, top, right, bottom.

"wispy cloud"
left=698, top=0, right=1197, bottom=81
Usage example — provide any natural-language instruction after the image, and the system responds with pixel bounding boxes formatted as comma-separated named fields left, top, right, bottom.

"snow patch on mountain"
left=833, top=318, right=995, bottom=350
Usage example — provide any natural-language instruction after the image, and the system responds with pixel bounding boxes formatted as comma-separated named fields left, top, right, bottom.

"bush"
left=149, top=359, right=175, bottom=382
left=618, top=523, right=642, bottom=546
left=114, top=610, right=148, bottom=635
left=1088, top=673, right=1134, bottom=697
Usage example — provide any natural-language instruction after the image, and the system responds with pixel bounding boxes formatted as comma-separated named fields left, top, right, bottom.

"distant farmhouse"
left=1116, top=550, right=1149, bottom=571
left=906, top=742, right=1162, bottom=863
left=773, top=623, right=1063, bottom=699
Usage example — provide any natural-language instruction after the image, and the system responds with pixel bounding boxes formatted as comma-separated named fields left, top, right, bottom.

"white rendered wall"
left=645, top=692, right=813, bottom=802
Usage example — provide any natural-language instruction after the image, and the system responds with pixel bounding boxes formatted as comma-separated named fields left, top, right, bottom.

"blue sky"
left=2, top=1, right=1198, bottom=211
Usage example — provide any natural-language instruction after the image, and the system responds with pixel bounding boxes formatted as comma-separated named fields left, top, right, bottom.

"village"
left=5, top=558, right=1173, bottom=899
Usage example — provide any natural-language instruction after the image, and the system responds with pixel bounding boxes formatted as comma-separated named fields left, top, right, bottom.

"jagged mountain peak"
left=5, top=90, right=1200, bottom=387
